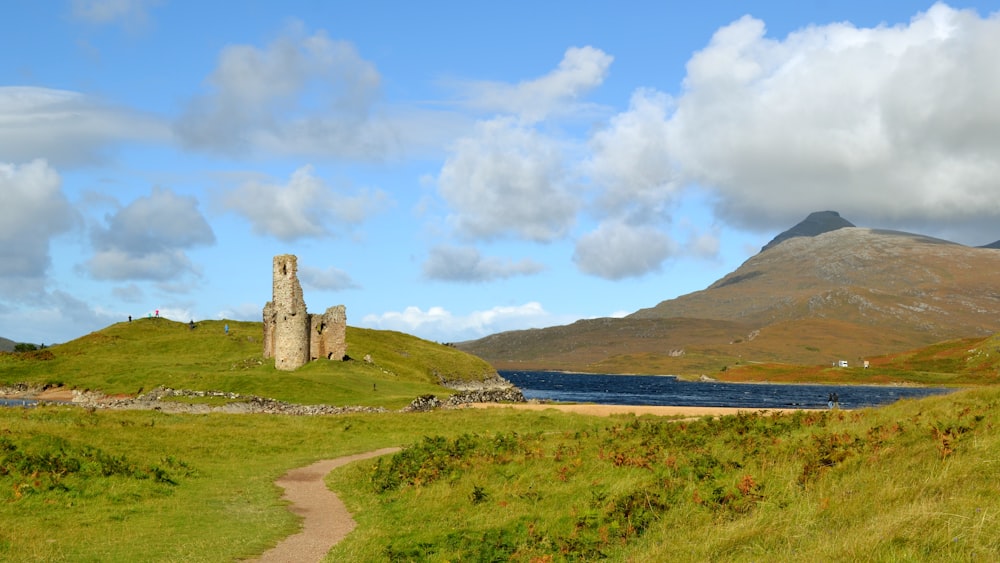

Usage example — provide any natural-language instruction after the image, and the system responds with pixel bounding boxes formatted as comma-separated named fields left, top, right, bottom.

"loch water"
left=500, top=370, right=953, bottom=410
left=0, top=398, right=36, bottom=408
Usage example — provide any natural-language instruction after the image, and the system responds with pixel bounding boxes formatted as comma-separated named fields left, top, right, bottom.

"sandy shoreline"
left=465, top=402, right=812, bottom=417
left=3, top=386, right=817, bottom=417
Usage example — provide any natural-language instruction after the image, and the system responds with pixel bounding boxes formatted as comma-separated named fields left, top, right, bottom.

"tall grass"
left=4, top=319, right=1000, bottom=560
left=0, top=406, right=589, bottom=561
left=4, top=388, right=999, bottom=561
left=328, top=387, right=1000, bottom=561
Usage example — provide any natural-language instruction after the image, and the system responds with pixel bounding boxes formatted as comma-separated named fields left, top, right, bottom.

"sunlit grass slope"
left=0, top=406, right=587, bottom=561
left=0, top=317, right=496, bottom=407
left=329, top=386, right=1000, bottom=561
left=3, top=383, right=1000, bottom=560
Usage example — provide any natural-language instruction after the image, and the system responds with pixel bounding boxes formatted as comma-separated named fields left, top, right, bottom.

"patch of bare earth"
left=36, top=387, right=75, bottom=401
left=253, top=447, right=401, bottom=563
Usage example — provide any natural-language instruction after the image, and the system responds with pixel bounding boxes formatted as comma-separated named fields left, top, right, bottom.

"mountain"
left=760, top=210, right=854, bottom=252
left=458, top=213, right=1000, bottom=374
left=0, top=337, right=14, bottom=353
left=630, top=227, right=991, bottom=330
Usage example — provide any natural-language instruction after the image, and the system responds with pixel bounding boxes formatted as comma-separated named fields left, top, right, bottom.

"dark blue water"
left=500, top=371, right=954, bottom=410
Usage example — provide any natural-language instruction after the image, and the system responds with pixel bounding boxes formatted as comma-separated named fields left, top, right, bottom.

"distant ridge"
left=458, top=211, right=1000, bottom=373
left=0, top=337, right=14, bottom=353
left=979, top=240, right=1000, bottom=249
left=760, top=210, right=855, bottom=252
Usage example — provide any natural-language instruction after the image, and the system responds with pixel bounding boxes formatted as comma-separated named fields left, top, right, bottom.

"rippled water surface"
left=500, top=370, right=953, bottom=409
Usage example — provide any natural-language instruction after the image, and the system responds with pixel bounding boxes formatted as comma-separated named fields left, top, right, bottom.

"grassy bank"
left=0, top=318, right=496, bottom=408
left=0, top=406, right=589, bottom=561
left=4, top=386, right=1000, bottom=561
left=328, top=387, right=1000, bottom=561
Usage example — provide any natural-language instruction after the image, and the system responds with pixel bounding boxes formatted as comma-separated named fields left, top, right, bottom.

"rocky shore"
left=1, top=376, right=526, bottom=416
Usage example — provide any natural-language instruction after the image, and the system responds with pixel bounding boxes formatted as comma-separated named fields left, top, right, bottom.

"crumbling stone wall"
left=263, top=255, right=347, bottom=371
left=310, top=305, right=347, bottom=361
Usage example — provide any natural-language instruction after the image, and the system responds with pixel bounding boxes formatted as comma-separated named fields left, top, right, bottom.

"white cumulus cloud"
left=664, top=3, right=1000, bottom=238
left=573, top=222, right=677, bottom=280
left=86, top=187, right=215, bottom=281
left=422, top=245, right=544, bottom=282
left=299, top=265, right=360, bottom=291
left=0, top=160, right=79, bottom=298
left=221, top=165, right=389, bottom=241
left=438, top=117, right=578, bottom=242
left=175, top=24, right=460, bottom=160
left=586, top=88, right=678, bottom=222
left=459, top=46, right=613, bottom=122
left=0, top=87, right=167, bottom=167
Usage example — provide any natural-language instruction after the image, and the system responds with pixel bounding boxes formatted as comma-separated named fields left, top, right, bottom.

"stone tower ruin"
left=262, top=254, right=347, bottom=371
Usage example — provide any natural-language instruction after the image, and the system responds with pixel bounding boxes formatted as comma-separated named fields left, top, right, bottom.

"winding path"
left=255, top=447, right=401, bottom=563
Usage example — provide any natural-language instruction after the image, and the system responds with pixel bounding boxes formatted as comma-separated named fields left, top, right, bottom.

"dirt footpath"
left=254, top=447, right=401, bottom=563
left=248, top=403, right=794, bottom=561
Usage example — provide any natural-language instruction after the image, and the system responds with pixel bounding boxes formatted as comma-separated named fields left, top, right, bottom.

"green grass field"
left=3, top=320, right=1000, bottom=560
left=3, top=387, right=999, bottom=561
left=327, top=387, right=1000, bottom=561
left=0, top=318, right=496, bottom=408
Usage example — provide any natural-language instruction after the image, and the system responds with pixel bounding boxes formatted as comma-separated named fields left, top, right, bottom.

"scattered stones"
left=0, top=383, right=39, bottom=395
left=51, top=386, right=388, bottom=416
left=3, top=374, right=528, bottom=416
left=438, top=374, right=518, bottom=392
left=402, top=395, right=443, bottom=412
left=431, top=373, right=527, bottom=408
left=445, top=387, right=526, bottom=406
left=399, top=385, right=526, bottom=413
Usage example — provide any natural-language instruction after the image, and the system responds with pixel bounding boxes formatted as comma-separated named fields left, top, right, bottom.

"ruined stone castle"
left=262, top=254, right=347, bottom=371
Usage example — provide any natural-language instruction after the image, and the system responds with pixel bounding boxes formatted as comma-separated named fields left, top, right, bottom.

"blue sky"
left=3, top=1, right=999, bottom=345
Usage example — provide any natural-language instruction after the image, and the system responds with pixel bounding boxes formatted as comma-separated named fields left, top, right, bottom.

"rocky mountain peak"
left=760, top=211, right=855, bottom=253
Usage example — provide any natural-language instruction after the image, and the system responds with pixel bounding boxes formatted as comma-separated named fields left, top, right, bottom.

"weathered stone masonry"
left=263, top=255, right=347, bottom=371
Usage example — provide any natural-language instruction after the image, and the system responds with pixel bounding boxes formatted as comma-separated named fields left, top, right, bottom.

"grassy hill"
left=0, top=317, right=497, bottom=408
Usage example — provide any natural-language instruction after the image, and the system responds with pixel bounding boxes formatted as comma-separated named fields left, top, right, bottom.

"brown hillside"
left=467, top=316, right=753, bottom=372
left=459, top=226, right=1000, bottom=374
left=632, top=228, right=1000, bottom=338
